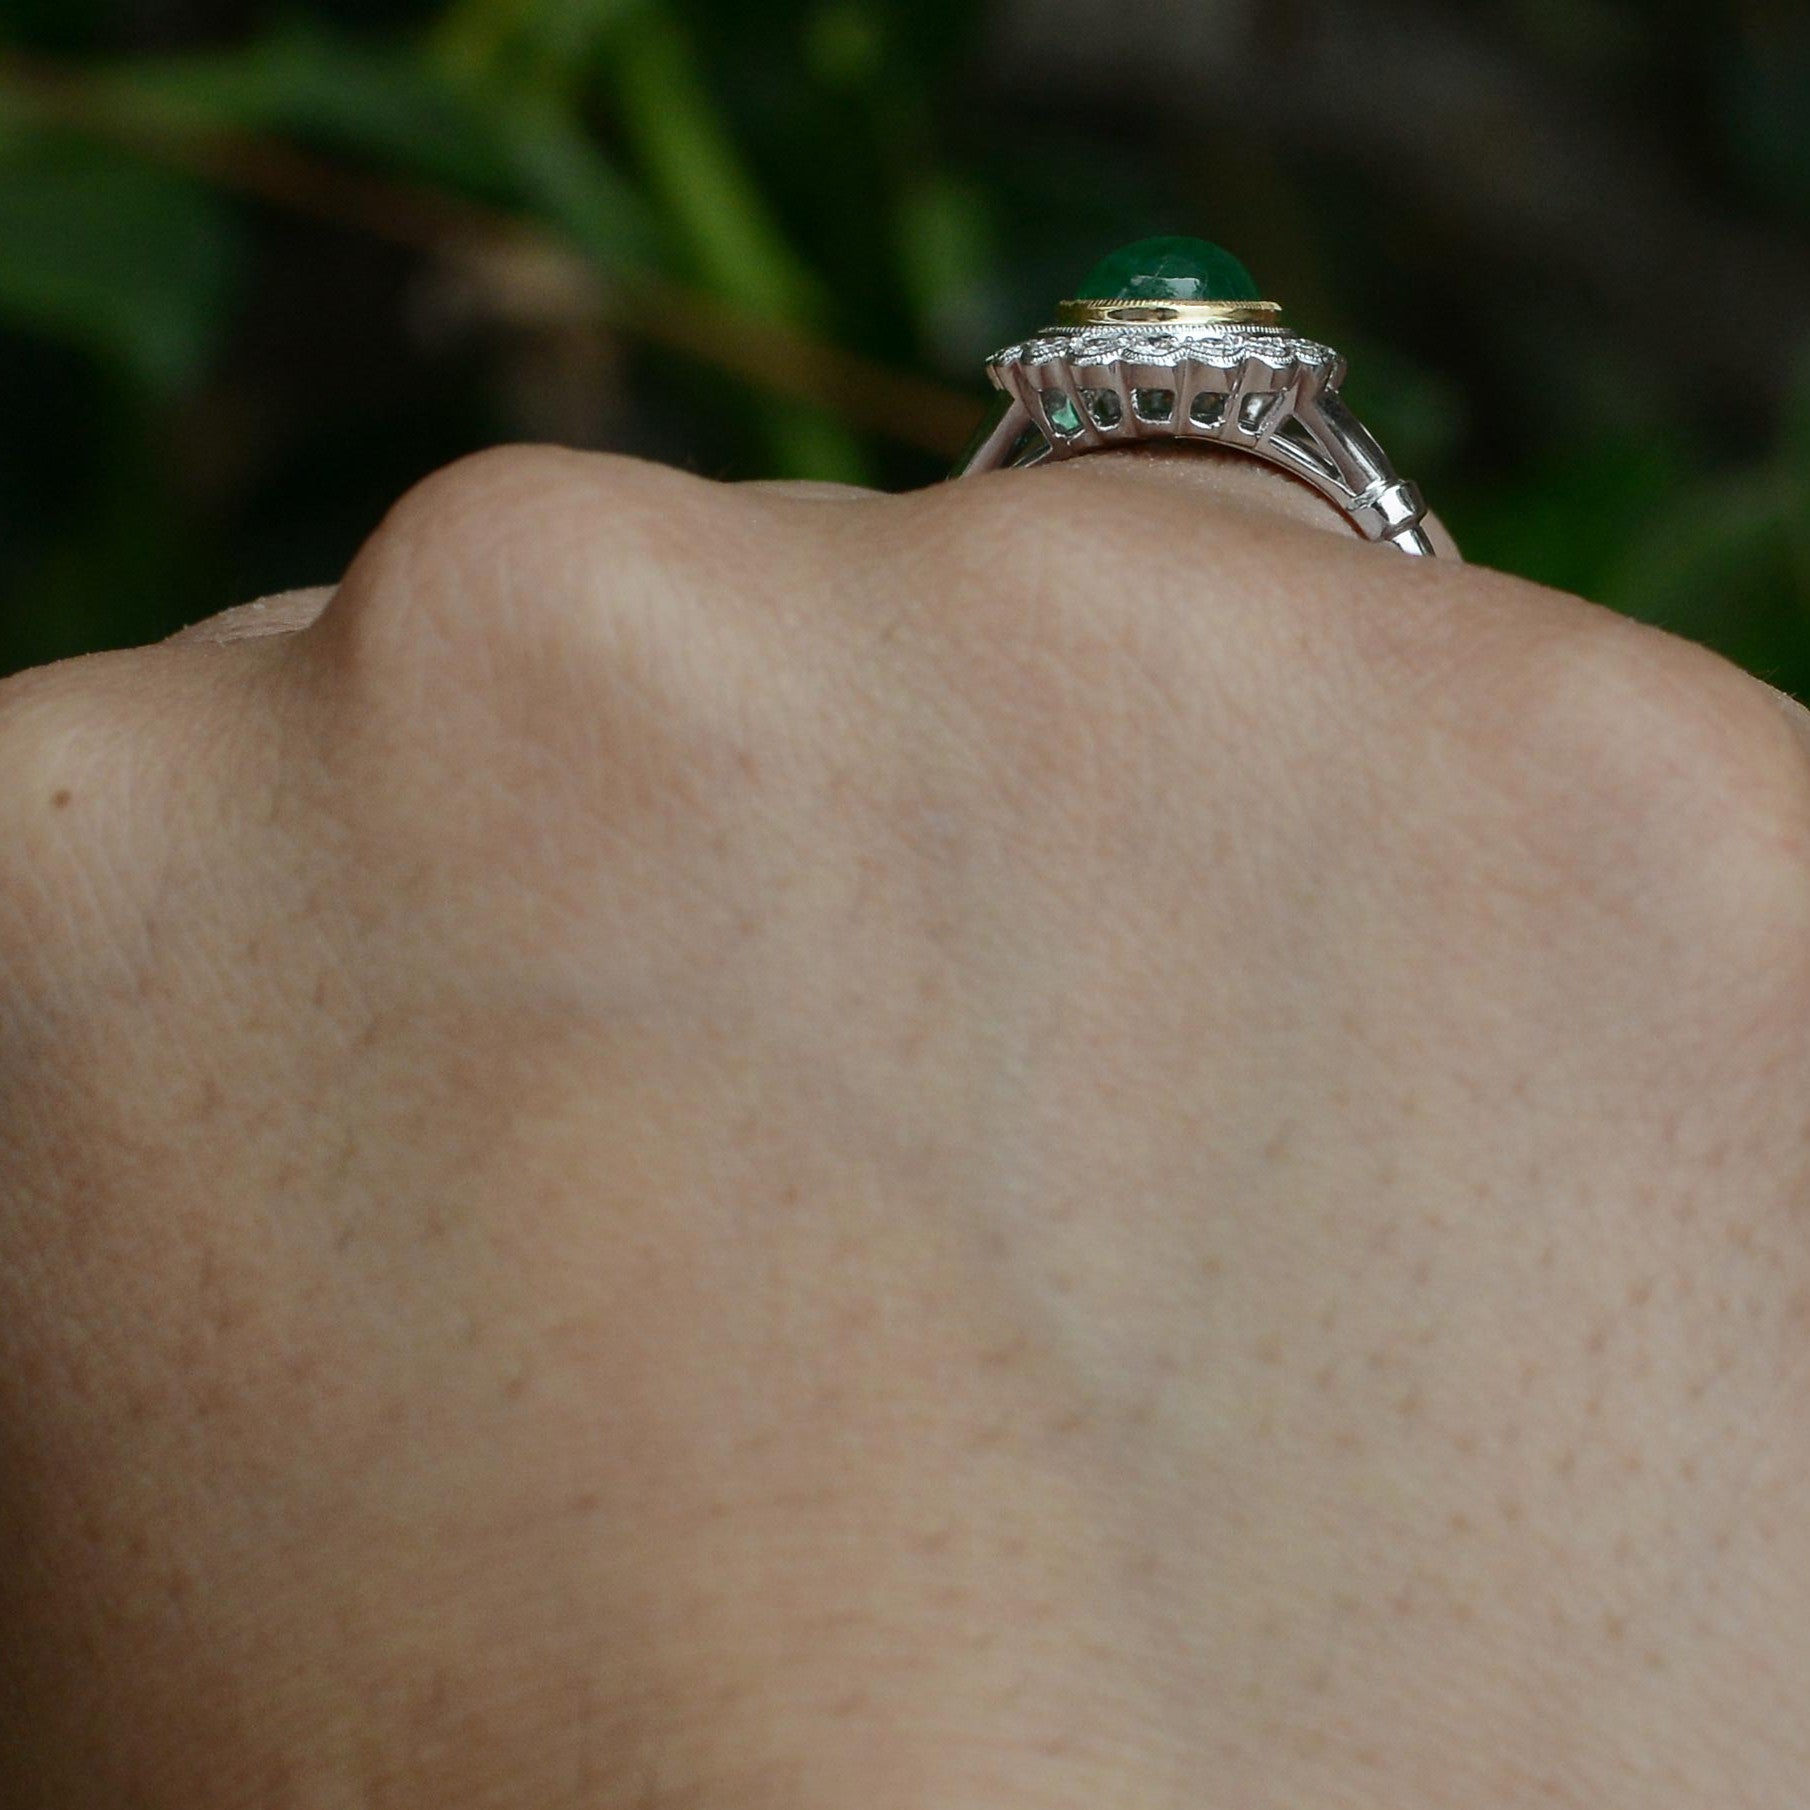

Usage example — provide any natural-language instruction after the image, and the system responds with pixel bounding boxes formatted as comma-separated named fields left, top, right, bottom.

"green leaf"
left=479, top=88, right=661, bottom=275
left=79, top=22, right=530, bottom=200
left=607, top=9, right=823, bottom=324
left=75, top=21, right=659, bottom=273
left=603, top=8, right=866, bottom=481
left=895, top=171, right=998, bottom=365
left=0, top=136, right=239, bottom=390
left=430, top=0, right=647, bottom=95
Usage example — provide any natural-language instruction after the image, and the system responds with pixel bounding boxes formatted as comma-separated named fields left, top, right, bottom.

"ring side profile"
left=950, top=237, right=1439, bottom=559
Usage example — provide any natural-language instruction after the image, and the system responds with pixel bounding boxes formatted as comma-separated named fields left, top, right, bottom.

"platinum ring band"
left=950, top=298, right=1439, bottom=559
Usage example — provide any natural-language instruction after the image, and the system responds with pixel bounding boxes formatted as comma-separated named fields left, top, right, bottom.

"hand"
left=2, top=445, right=1807, bottom=1809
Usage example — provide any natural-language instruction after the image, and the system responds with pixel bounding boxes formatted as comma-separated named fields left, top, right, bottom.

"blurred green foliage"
left=0, top=0, right=1806, bottom=693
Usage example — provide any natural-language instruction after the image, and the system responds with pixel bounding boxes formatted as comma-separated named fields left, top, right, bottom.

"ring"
left=949, top=237, right=1440, bottom=558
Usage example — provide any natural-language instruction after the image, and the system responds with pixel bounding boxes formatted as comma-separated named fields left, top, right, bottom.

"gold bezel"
left=1054, top=299, right=1284, bottom=328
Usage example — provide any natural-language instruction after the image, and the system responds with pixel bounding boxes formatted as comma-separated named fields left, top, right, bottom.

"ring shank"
left=949, top=329, right=1439, bottom=559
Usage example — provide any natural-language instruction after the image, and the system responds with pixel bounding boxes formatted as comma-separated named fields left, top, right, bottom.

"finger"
left=737, top=480, right=879, bottom=502
left=1023, top=443, right=1463, bottom=561
left=164, top=588, right=337, bottom=646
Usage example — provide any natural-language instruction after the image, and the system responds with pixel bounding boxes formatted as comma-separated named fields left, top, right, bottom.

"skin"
left=0, top=443, right=1807, bottom=1809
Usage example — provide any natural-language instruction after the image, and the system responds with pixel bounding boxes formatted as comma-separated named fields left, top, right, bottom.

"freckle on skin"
left=51, top=789, right=72, bottom=809
left=1604, top=1612, right=1627, bottom=1641
left=1555, top=1448, right=1577, bottom=1479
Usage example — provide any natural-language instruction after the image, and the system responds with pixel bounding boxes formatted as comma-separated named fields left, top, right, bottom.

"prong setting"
left=963, top=320, right=1435, bottom=558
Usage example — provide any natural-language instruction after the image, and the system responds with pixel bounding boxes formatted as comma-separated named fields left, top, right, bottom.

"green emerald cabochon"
left=1075, top=237, right=1262, bottom=304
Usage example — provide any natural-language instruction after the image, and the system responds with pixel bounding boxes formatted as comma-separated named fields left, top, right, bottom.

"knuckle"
left=316, top=447, right=768, bottom=739
left=909, top=461, right=1353, bottom=677
left=894, top=467, right=1322, bottom=778
left=304, top=448, right=807, bottom=857
left=0, top=660, right=144, bottom=967
left=920, top=466, right=1166, bottom=620
left=1483, top=614, right=1810, bottom=964
left=325, top=446, right=731, bottom=669
left=897, top=470, right=1182, bottom=700
left=0, top=661, right=124, bottom=830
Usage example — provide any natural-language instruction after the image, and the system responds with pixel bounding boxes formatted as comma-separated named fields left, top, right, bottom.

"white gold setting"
left=951, top=318, right=1438, bottom=558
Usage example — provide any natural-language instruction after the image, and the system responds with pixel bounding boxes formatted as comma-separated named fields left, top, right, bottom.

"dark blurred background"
left=0, top=0, right=1806, bottom=689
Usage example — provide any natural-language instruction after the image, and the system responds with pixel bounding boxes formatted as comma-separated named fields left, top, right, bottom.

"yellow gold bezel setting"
left=1054, top=299, right=1285, bottom=329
